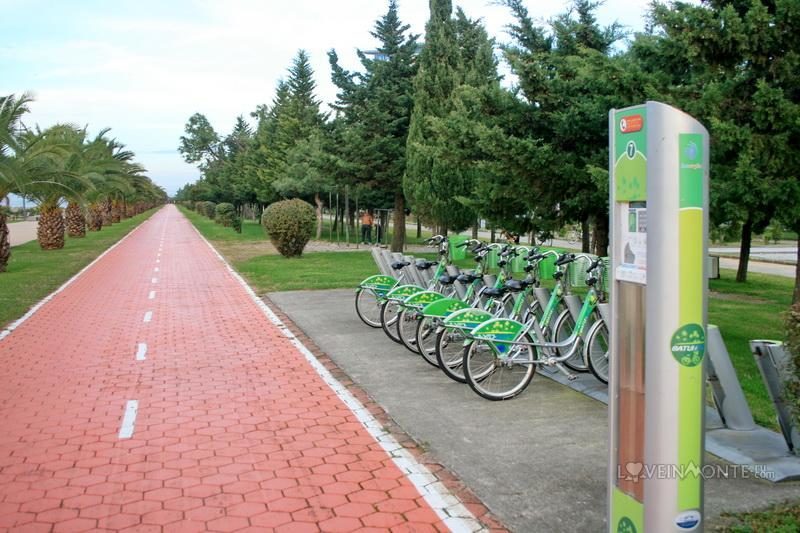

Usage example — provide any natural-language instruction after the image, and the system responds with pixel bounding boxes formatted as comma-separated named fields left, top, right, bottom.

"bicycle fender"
left=403, top=290, right=445, bottom=310
left=470, top=318, right=526, bottom=355
left=386, top=284, right=425, bottom=301
left=420, top=298, right=469, bottom=319
left=442, top=307, right=494, bottom=331
left=358, top=275, right=396, bottom=296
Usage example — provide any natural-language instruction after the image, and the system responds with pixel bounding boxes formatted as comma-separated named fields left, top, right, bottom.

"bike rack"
left=372, top=248, right=393, bottom=277
left=750, top=340, right=799, bottom=453
left=706, top=326, right=756, bottom=431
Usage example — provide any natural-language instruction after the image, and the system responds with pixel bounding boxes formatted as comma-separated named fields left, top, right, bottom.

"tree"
left=328, top=0, right=419, bottom=251
left=501, top=0, right=630, bottom=254
left=0, top=93, right=35, bottom=271
left=649, top=0, right=800, bottom=283
left=404, top=0, right=475, bottom=234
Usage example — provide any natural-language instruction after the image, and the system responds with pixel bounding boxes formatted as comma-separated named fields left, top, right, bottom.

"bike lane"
left=0, top=206, right=485, bottom=533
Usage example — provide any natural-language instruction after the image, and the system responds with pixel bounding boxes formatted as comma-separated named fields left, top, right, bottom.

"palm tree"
left=0, top=93, right=34, bottom=271
left=19, top=125, right=93, bottom=250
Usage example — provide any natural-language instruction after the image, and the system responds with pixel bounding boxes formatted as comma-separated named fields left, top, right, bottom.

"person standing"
left=360, top=210, right=374, bottom=244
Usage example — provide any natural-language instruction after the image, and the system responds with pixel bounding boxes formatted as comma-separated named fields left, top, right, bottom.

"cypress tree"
left=329, top=0, right=418, bottom=251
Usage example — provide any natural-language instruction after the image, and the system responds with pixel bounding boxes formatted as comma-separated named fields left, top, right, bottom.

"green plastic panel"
left=443, top=307, right=494, bottom=331
left=386, top=284, right=424, bottom=300
left=449, top=236, right=469, bottom=261
left=421, top=298, right=469, bottom=318
left=403, top=290, right=445, bottom=309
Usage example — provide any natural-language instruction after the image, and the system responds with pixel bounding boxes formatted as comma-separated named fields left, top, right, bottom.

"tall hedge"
left=215, top=203, right=237, bottom=227
left=261, top=199, right=315, bottom=258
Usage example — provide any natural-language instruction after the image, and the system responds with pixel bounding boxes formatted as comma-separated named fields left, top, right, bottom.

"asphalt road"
left=7, top=220, right=37, bottom=246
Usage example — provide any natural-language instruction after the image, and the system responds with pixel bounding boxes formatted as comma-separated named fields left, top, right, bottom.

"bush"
left=215, top=203, right=237, bottom=228
left=204, top=202, right=217, bottom=219
left=785, top=303, right=800, bottom=430
left=261, top=199, right=315, bottom=258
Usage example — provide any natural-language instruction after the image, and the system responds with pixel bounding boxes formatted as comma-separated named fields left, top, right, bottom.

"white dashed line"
left=148, top=291, right=156, bottom=300
left=143, top=311, right=153, bottom=323
left=118, top=400, right=139, bottom=439
left=136, top=343, right=147, bottom=361
left=152, top=278, right=158, bottom=284
left=154, top=267, right=159, bottom=272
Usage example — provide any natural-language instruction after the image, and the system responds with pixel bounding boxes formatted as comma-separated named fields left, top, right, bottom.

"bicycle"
left=462, top=255, right=609, bottom=400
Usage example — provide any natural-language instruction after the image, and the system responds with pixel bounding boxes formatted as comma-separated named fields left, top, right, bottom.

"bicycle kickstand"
left=549, top=360, right=578, bottom=381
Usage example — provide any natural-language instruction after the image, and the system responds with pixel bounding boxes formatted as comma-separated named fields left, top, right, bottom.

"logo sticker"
left=675, top=510, right=701, bottom=530
left=620, top=114, right=643, bottom=133
left=671, top=324, right=705, bottom=367
left=617, top=516, right=637, bottom=533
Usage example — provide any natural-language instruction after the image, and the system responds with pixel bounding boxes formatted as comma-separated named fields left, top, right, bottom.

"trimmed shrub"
left=785, top=303, right=800, bottom=429
left=232, top=217, right=242, bottom=233
left=204, top=201, right=217, bottom=219
left=194, top=201, right=209, bottom=216
left=215, top=203, right=237, bottom=227
left=261, top=199, right=315, bottom=258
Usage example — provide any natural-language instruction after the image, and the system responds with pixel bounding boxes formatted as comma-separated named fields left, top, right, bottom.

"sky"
left=1, top=0, right=672, bottom=199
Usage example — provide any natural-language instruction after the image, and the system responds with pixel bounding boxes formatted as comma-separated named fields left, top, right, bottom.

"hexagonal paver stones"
left=0, top=207, right=491, bottom=532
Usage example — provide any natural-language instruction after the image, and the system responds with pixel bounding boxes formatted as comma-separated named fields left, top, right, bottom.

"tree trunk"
left=593, top=214, right=610, bottom=257
left=88, top=203, right=103, bottom=231
left=314, top=192, right=323, bottom=240
left=581, top=218, right=591, bottom=253
left=736, top=215, right=753, bottom=282
left=38, top=204, right=65, bottom=250
left=391, top=192, right=406, bottom=253
left=490, top=228, right=496, bottom=243
left=65, top=202, right=86, bottom=238
left=0, top=210, right=10, bottom=272
left=102, top=200, right=113, bottom=225
left=472, top=222, right=478, bottom=240
left=111, top=200, right=122, bottom=223
left=794, top=235, right=800, bottom=305
left=416, top=218, right=421, bottom=239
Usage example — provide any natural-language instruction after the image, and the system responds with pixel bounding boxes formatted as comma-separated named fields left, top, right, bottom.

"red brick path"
left=0, top=206, right=476, bottom=532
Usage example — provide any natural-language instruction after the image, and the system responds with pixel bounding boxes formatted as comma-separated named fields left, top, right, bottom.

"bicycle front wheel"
left=397, top=308, right=421, bottom=354
left=380, top=300, right=402, bottom=343
left=585, top=319, right=610, bottom=384
left=355, top=288, right=382, bottom=328
left=464, top=334, right=536, bottom=401
left=553, top=309, right=588, bottom=372
left=436, top=327, right=468, bottom=383
left=415, top=317, right=439, bottom=367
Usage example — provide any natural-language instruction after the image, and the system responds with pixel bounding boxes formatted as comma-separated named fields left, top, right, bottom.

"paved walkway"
left=0, top=206, right=479, bottom=532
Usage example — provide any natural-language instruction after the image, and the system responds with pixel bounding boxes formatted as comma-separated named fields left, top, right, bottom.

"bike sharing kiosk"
left=608, top=102, right=709, bottom=532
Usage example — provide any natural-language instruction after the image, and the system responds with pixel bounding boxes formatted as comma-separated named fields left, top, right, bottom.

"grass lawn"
left=182, top=206, right=794, bottom=430
left=719, top=501, right=800, bottom=532
left=0, top=209, right=157, bottom=328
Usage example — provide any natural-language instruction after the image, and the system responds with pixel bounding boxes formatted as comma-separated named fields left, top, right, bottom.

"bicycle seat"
left=482, top=287, right=507, bottom=298
left=415, top=260, right=436, bottom=270
left=391, top=260, right=411, bottom=270
left=457, top=272, right=481, bottom=284
left=505, top=279, right=531, bottom=292
left=438, top=274, right=457, bottom=285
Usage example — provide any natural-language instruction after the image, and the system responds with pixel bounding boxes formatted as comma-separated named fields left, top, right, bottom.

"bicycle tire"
left=397, top=308, right=421, bottom=354
left=355, top=288, right=382, bottom=328
left=585, top=319, right=610, bottom=384
left=380, top=300, right=402, bottom=343
left=464, top=333, right=536, bottom=400
left=552, top=309, right=589, bottom=372
left=415, top=317, right=440, bottom=367
left=435, top=327, right=468, bottom=383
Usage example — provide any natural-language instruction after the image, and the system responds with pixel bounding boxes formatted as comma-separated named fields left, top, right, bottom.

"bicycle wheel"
left=397, top=308, right=421, bottom=354
left=380, top=300, right=402, bottom=343
left=355, top=288, right=382, bottom=328
left=464, top=333, right=536, bottom=401
left=585, top=319, right=610, bottom=384
left=552, top=309, right=588, bottom=372
left=436, top=327, right=468, bottom=383
left=415, top=317, right=440, bottom=367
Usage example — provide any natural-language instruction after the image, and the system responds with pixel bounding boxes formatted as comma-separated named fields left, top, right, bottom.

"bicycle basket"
left=568, top=255, right=597, bottom=287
